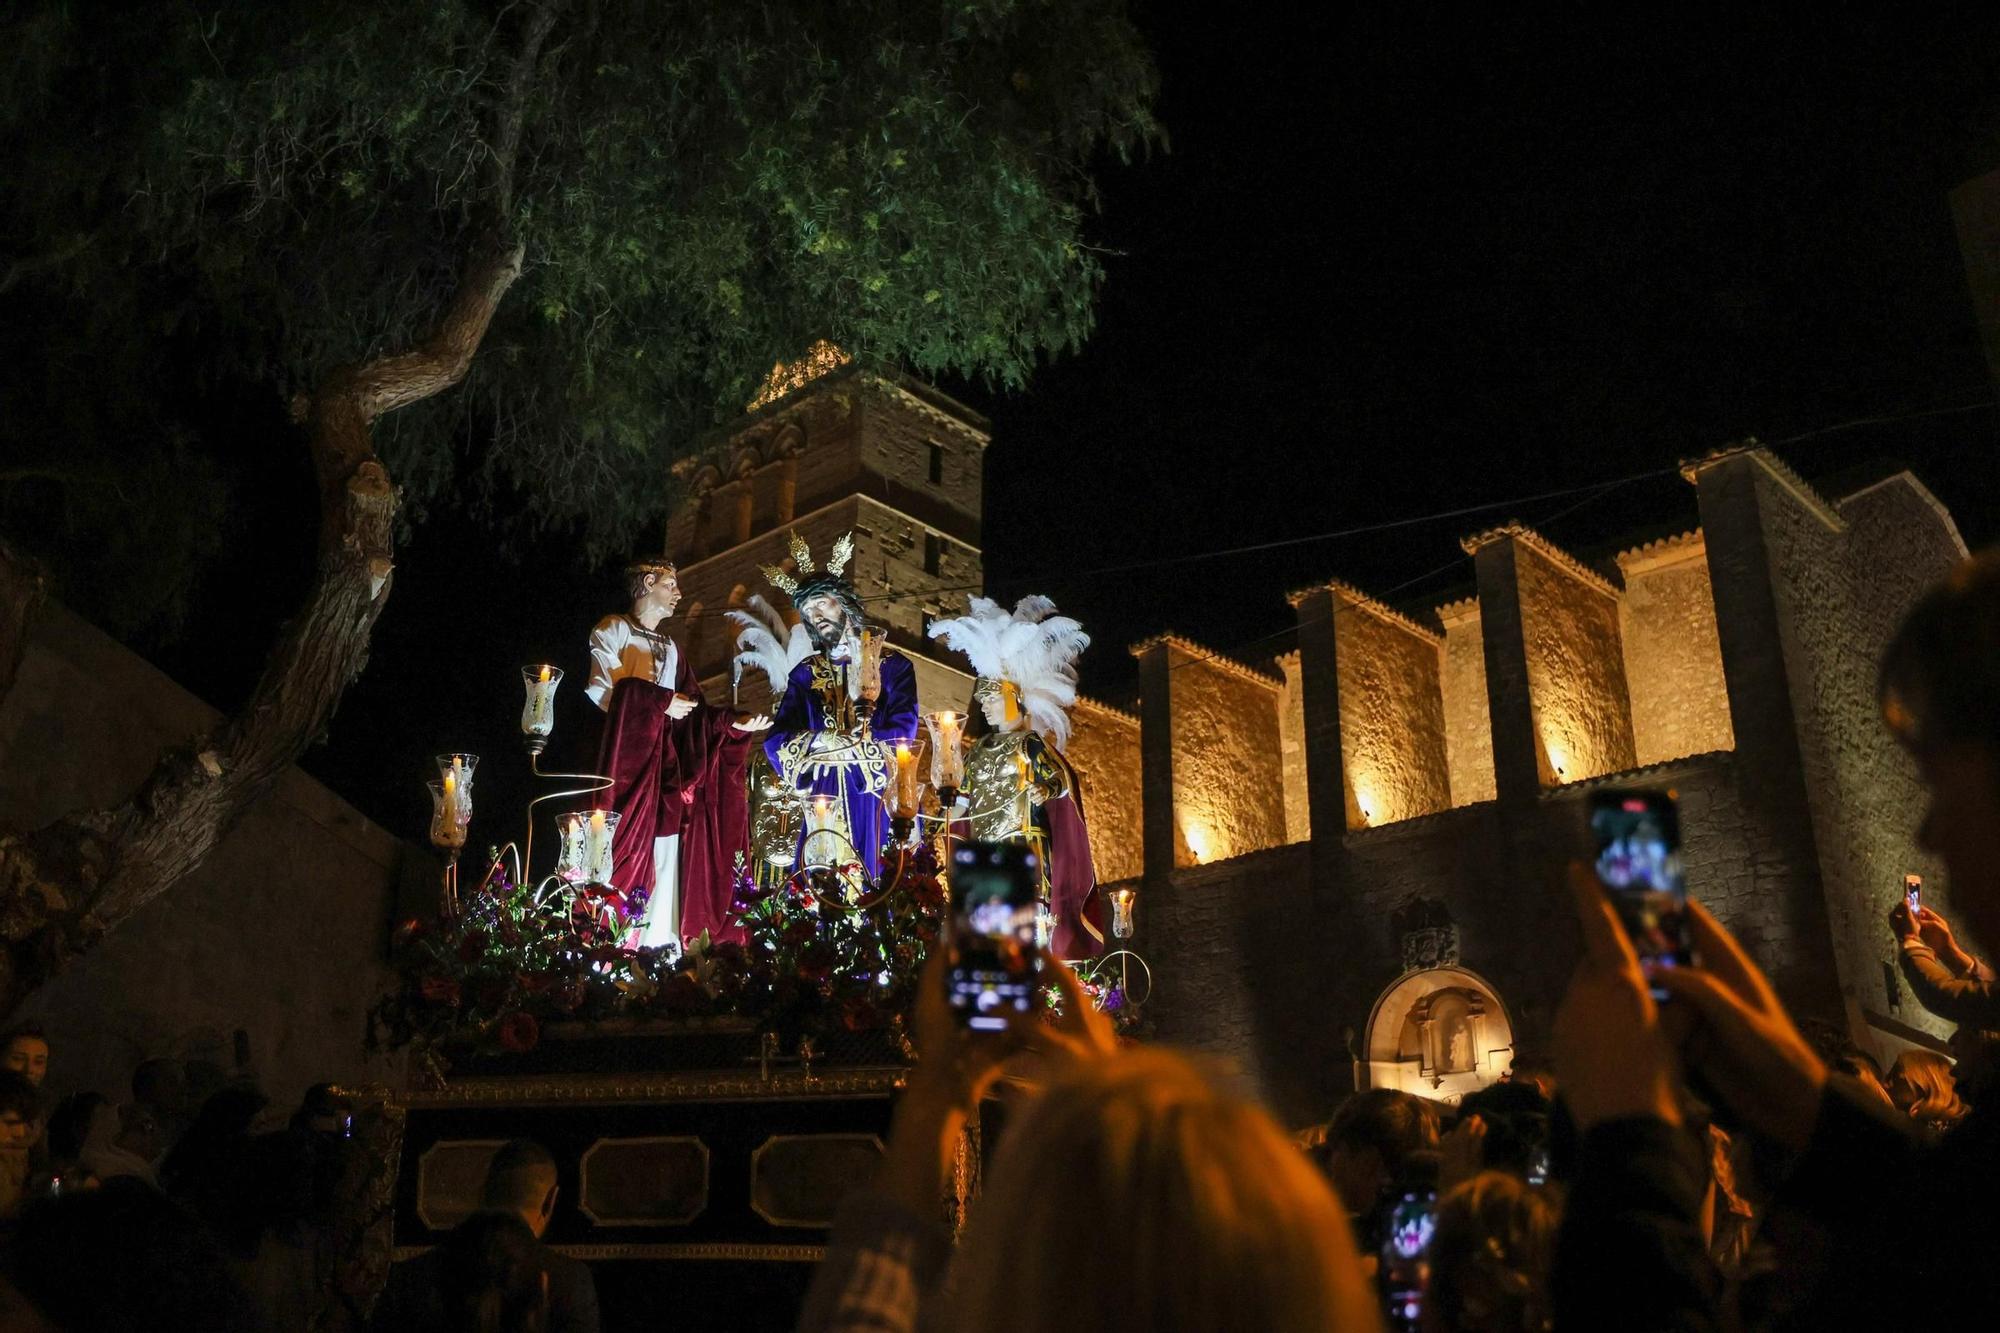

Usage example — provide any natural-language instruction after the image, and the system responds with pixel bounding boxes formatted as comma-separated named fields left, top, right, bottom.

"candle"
left=1110, top=885, right=1137, bottom=939
left=520, top=664, right=562, bottom=737
left=894, top=743, right=919, bottom=819
left=586, top=809, right=610, bottom=884
left=428, top=779, right=466, bottom=851
left=925, top=711, right=966, bottom=791
left=859, top=630, right=884, bottom=702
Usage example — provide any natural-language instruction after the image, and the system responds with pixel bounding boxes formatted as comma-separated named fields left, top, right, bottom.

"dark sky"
left=161, top=10, right=2000, bottom=843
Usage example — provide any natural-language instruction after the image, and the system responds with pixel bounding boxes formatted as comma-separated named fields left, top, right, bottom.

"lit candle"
left=859, top=630, right=884, bottom=702
left=591, top=810, right=609, bottom=882
left=894, top=743, right=919, bottom=819
left=443, top=768, right=460, bottom=829
left=926, top=711, right=966, bottom=791
left=1110, top=885, right=1137, bottom=939
left=520, top=664, right=562, bottom=737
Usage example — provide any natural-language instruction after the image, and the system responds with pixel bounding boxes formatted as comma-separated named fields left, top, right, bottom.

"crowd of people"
left=0, top=550, right=1995, bottom=1331
left=799, top=547, right=2000, bottom=1333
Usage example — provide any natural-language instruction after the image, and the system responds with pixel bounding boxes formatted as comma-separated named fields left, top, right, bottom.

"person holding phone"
left=1891, top=896, right=2000, bottom=1029
left=1550, top=548, right=2000, bottom=1331
left=799, top=947, right=1382, bottom=1333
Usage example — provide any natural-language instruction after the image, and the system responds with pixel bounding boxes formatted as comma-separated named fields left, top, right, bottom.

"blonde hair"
left=1889, top=1049, right=1968, bottom=1126
left=947, top=1048, right=1383, bottom=1333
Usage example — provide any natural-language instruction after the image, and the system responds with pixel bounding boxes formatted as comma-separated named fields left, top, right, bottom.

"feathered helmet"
left=928, top=596, right=1090, bottom=748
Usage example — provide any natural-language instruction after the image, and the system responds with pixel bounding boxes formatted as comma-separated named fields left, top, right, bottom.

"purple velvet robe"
left=763, top=650, right=920, bottom=879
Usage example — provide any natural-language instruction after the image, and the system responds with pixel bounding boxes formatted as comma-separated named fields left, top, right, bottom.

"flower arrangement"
left=367, top=845, right=953, bottom=1066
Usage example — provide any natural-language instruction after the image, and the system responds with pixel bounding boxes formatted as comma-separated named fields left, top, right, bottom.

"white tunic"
left=585, top=614, right=681, bottom=711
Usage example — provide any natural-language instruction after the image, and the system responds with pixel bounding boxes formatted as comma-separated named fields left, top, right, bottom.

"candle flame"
left=896, top=742, right=911, bottom=761
left=538, top=664, right=552, bottom=683
left=590, top=810, right=606, bottom=831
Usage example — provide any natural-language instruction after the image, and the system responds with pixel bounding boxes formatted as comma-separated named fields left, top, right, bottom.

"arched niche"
left=1362, top=965, right=1515, bottom=1106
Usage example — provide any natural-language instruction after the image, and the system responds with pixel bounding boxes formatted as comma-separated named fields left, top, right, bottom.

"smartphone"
left=948, top=840, right=1042, bottom=1031
left=1905, top=874, right=1922, bottom=915
left=1379, top=1188, right=1438, bottom=1331
left=1588, top=789, right=1694, bottom=997
left=1526, top=1144, right=1550, bottom=1187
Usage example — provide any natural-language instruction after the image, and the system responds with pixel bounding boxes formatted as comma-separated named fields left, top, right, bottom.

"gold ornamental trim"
left=393, top=1242, right=828, bottom=1264
left=398, top=1066, right=907, bottom=1110
left=749, top=1133, right=888, bottom=1228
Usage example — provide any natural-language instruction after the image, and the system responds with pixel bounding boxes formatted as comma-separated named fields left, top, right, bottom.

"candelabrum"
left=427, top=753, right=478, bottom=916
left=520, top=664, right=562, bottom=757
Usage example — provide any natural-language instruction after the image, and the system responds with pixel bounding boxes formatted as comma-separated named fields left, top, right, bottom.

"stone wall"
left=1276, top=652, right=1311, bottom=844
left=1747, top=464, right=1966, bottom=1041
left=1438, top=599, right=1497, bottom=806
left=1148, top=637, right=1288, bottom=866
left=1512, top=536, right=1637, bottom=785
left=1617, top=532, right=1735, bottom=765
left=0, top=606, right=408, bottom=1112
left=1331, top=585, right=1451, bottom=828
left=1065, top=698, right=1144, bottom=884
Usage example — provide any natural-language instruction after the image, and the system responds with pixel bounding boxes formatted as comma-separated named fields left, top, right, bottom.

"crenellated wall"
left=1327, top=584, right=1452, bottom=828
left=1507, top=534, right=1637, bottom=785
left=1065, top=697, right=1144, bottom=884
left=1138, top=636, right=1290, bottom=866
left=1617, top=532, right=1735, bottom=765
left=1438, top=598, right=1497, bottom=805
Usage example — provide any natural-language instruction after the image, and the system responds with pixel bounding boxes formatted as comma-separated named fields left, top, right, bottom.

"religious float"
left=350, top=539, right=1150, bottom=1326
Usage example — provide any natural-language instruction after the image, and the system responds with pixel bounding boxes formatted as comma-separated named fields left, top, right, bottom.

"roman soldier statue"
left=730, top=533, right=919, bottom=883
left=929, top=595, right=1104, bottom=958
left=588, top=555, right=770, bottom=950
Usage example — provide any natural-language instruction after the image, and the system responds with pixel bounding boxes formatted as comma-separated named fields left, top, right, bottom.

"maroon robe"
left=1046, top=750, right=1105, bottom=959
left=592, top=649, right=750, bottom=940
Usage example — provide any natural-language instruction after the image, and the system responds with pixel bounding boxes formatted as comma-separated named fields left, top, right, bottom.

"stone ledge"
left=1615, top=529, right=1707, bottom=577
left=1127, top=632, right=1284, bottom=689
left=1679, top=442, right=1844, bottom=534
left=1539, top=748, right=1736, bottom=796
left=1320, top=578, right=1444, bottom=645
left=1460, top=521, right=1622, bottom=601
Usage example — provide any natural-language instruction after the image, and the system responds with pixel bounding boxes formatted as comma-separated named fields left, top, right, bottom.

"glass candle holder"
left=755, top=781, right=803, bottom=867
left=521, top=665, right=562, bottom=738
left=1109, top=885, right=1137, bottom=939
left=925, top=711, right=967, bottom=793
left=892, top=742, right=920, bottom=819
left=857, top=630, right=885, bottom=703
left=428, top=779, right=468, bottom=853
left=556, top=809, right=620, bottom=886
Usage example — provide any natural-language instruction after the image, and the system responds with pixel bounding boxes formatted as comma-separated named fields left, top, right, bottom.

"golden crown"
left=761, top=531, right=853, bottom=598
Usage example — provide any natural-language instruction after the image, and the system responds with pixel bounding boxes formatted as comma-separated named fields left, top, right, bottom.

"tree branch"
left=344, top=240, right=526, bottom=421
left=0, top=233, right=95, bottom=296
left=486, top=0, right=567, bottom=222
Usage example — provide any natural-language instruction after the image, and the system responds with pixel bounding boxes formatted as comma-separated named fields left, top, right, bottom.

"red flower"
left=474, top=979, right=510, bottom=1013
left=841, top=997, right=878, bottom=1031
left=659, top=972, right=706, bottom=1016
left=552, top=980, right=587, bottom=1014
left=797, top=940, right=835, bottom=982
left=498, top=1011, right=539, bottom=1053
left=782, top=918, right=818, bottom=948
left=418, top=976, right=461, bottom=1007
left=457, top=929, right=491, bottom=964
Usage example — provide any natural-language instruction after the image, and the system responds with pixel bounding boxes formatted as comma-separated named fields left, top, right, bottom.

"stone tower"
left=664, top=355, right=987, bottom=716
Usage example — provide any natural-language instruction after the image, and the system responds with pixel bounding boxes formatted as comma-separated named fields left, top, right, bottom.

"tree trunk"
left=0, top=241, right=524, bottom=1014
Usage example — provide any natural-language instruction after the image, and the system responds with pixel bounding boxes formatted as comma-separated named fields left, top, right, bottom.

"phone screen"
left=1589, top=789, right=1693, bottom=996
left=1905, top=875, right=1922, bottom=915
left=1379, top=1189, right=1438, bottom=1331
left=949, top=840, right=1041, bottom=1031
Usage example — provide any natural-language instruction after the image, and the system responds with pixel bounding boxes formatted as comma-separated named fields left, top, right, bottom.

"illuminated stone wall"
left=1617, top=532, right=1735, bottom=765
left=1438, top=598, right=1497, bottom=805
left=1064, top=697, right=1144, bottom=884
left=1729, top=458, right=1968, bottom=1043
left=1511, top=536, right=1636, bottom=785
left=1276, top=652, right=1311, bottom=843
left=1145, top=636, right=1288, bottom=866
left=1330, top=585, right=1451, bottom=828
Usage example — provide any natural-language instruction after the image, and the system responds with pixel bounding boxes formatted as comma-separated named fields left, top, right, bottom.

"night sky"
left=154, top=10, right=2000, bottom=847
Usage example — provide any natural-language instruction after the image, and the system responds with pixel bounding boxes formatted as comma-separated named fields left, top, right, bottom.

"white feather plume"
left=927, top=594, right=1091, bottom=748
left=727, top=595, right=813, bottom=695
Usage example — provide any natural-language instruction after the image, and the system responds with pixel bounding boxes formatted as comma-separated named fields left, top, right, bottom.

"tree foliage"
left=1, top=0, right=1161, bottom=599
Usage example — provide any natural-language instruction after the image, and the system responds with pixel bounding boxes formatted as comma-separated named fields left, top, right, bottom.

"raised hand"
left=1654, top=900, right=1827, bottom=1151
left=732, top=712, right=774, bottom=733
left=1553, top=861, right=1683, bottom=1131
left=1914, top=905, right=1978, bottom=974
left=665, top=693, right=698, bottom=720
